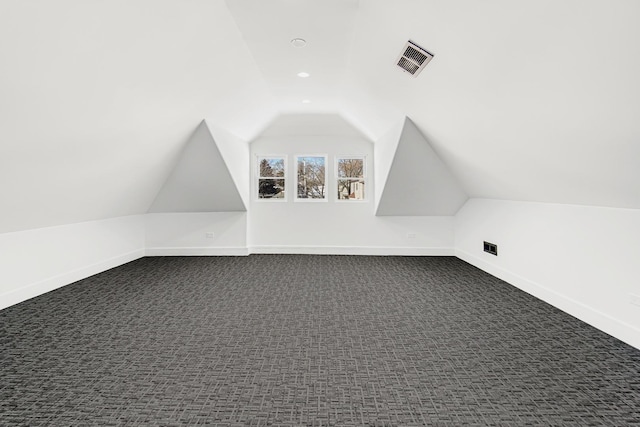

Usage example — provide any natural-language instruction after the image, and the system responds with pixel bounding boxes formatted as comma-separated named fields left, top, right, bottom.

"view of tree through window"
left=296, top=156, right=326, bottom=199
left=337, top=157, right=365, bottom=200
left=258, top=157, right=285, bottom=199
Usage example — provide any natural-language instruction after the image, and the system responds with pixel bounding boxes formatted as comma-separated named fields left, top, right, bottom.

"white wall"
left=0, top=215, right=145, bottom=310
left=146, top=212, right=248, bottom=256
left=148, top=121, right=246, bottom=213
left=376, top=118, right=467, bottom=216
left=209, top=123, right=251, bottom=208
left=374, top=120, right=403, bottom=211
left=455, top=198, right=640, bottom=349
left=250, top=134, right=454, bottom=254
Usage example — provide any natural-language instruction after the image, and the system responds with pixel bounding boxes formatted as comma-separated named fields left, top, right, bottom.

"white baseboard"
left=145, top=247, right=250, bottom=256
left=145, top=246, right=451, bottom=256
left=248, top=246, right=455, bottom=256
left=144, top=246, right=453, bottom=256
left=0, top=248, right=145, bottom=311
left=456, top=249, right=640, bottom=350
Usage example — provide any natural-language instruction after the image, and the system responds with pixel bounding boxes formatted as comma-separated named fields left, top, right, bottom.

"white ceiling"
left=343, top=0, right=640, bottom=209
left=0, top=0, right=273, bottom=232
left=1, top=0, right=639, bottom=233
left=226, top=0, right=359, bottom=113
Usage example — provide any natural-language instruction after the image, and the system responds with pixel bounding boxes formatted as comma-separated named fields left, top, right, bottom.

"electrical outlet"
left=630, top=294, right=640, bottom=307
left=483, top=241, right=498, bottom=256
left=205, top=232, right=215, bottom=239
left=407, top=233, right=416, bottom=239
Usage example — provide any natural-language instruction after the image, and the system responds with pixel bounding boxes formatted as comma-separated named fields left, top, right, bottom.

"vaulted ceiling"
left=1, top=0, right=639, bottom=233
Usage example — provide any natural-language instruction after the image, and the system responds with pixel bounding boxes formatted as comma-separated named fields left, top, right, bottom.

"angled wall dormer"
left=375, top=117, right=467, bottom=216
left=148, top=120, right=247, bottom=213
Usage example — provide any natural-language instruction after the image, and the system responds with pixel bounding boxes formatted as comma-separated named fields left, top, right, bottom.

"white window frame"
left=255, top=155, right=288, bottom=202
left=294, top=154, right=328, bottom=202
left=335, top=155, right=367, bottom=202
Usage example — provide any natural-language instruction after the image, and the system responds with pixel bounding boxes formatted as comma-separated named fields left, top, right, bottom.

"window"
left=296, top=155, right=326, bottom=200
left=257, top=156, right=286, bottom=199
left=336, top=157, right=365, bottom=201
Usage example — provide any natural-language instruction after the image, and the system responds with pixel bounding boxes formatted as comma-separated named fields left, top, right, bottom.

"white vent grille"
left=396, top=41, right=433, bottom=77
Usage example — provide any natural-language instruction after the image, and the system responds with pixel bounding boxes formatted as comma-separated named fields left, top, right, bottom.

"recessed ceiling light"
left=291, top=38, right=307, bottom=48
left=297, top=72, right=310, bottom=78
left=302, top=99, right=311, bottom=104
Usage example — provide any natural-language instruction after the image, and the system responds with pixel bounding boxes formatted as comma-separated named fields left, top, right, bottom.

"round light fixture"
left=297, top=72, right=310, bottom=78
left=291, top=38, right=307, bottom=48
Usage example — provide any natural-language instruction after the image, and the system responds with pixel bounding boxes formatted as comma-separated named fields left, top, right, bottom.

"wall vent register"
left=396, top=40, right=434, bottom=77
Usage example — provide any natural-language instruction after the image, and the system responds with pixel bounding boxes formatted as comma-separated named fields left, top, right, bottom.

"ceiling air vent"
left=396, top=40, right=433, bottom=77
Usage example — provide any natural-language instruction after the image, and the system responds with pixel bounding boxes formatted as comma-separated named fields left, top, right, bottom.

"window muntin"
left=336, top=157, right=365, bottom=201
left=296, top=155, right=327, bottom=200
left=257, top=156, right=286, bottom=199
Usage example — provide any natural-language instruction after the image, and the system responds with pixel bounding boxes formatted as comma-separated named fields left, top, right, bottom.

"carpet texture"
left=1, top=255, right=639, bottom=426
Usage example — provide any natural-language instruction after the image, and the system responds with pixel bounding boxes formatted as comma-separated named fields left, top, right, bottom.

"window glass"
left=337, top=157, right=365, bottom=200
left=296, top=156, right=326, bottom=200
left=257, top=157, right=286, bottom=199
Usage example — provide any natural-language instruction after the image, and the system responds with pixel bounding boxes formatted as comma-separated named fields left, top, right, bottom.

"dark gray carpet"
left=1, top=255, right=639, bottom=426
